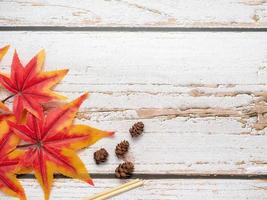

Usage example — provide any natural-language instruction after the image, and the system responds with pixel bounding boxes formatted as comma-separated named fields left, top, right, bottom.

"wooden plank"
left=0, top=0, right=267, bottom=28
left=0, top=32, right=267, bottom=85
left=0, top=32, right=266, bottom=175
left=74, top=117, right=267, bottom=175
left=1, top=179, right=266, bottom=200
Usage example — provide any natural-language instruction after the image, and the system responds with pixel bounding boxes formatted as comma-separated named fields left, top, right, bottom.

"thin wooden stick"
left=95, top=181, right=143, bottom=200
left=87, top=179, right=140, bottom=199
left=87, top=179, right=144, bottom=200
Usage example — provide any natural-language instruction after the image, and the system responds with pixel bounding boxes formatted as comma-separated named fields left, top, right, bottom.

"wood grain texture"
left=0, top=32, right=266, bottom=176
left=1, top=32, right=267, bottom=84
left=0, top=179, right=266, bottom=200
left=0, top=0, right=267, bottom=28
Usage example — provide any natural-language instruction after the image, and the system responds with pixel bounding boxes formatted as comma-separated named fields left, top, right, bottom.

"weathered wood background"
left=0, top=0, right=267, bottom=199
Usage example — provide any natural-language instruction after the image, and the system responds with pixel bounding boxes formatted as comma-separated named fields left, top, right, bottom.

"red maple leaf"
left=9, top=93, right=114, bottom=200
left=0, top=50, right=68, bottom=120
left=0, top=115, right=26, bottom=200
left=0, top=43, right=25, bottom=198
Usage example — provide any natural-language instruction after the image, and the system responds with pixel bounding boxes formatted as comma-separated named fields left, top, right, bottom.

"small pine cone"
left=115, top=140, right=129, bottom=157
left=94, top=148, right=109, bottom=164
left=129, top=122, right=144, bottom=137
left=115, top=162, right=134, bottom=178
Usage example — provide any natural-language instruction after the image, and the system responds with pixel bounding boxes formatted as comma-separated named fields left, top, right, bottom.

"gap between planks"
left=17, top=173, right=267, bottom=180
left=1, top=26, right=267, bottom=32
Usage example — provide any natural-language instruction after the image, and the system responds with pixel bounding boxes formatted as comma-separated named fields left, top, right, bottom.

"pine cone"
left=115, top=140, right=129, bottom=157
left=94, top=148, right=109, bottom=164
left=129, top=121, right=144, bottom=137
left=115, top=162, right=134, bottom=178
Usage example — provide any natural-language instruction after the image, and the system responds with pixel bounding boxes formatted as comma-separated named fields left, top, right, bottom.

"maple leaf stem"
left=17, top=143, right=35, bottom=149
left=1, top=94, right=14, bottom=103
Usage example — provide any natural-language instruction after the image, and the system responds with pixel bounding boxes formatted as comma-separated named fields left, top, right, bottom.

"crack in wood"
left=74, top=98, right=267, bottom=132
left=136, top=108, right=242, bottom=119
left=239, top=0, right=267, bottom=6
left=189, top=89, right=256, bottom=97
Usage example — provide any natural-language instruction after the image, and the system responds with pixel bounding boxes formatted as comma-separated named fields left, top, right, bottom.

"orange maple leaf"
left=0, top=45, right=9, bottom=62
left=9, top=93, right=114, bottom=200
left=0, top=115, right=26, bottom=200
left=0, top=50, right=68, bottom=120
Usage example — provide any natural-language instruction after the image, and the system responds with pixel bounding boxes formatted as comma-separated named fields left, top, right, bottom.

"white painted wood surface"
left=0, top=3, right=267, bottom=196
left=0, top=32, right=266, bottom=177
left=0, top=0, right=267, bottom=28
left=1, top=32, right=267, bottom=85
left=0, top=179, right=266, bottom=200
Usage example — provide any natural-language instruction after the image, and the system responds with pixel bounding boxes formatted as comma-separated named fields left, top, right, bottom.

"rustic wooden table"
left=0, top=0, right=267, bottom=199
